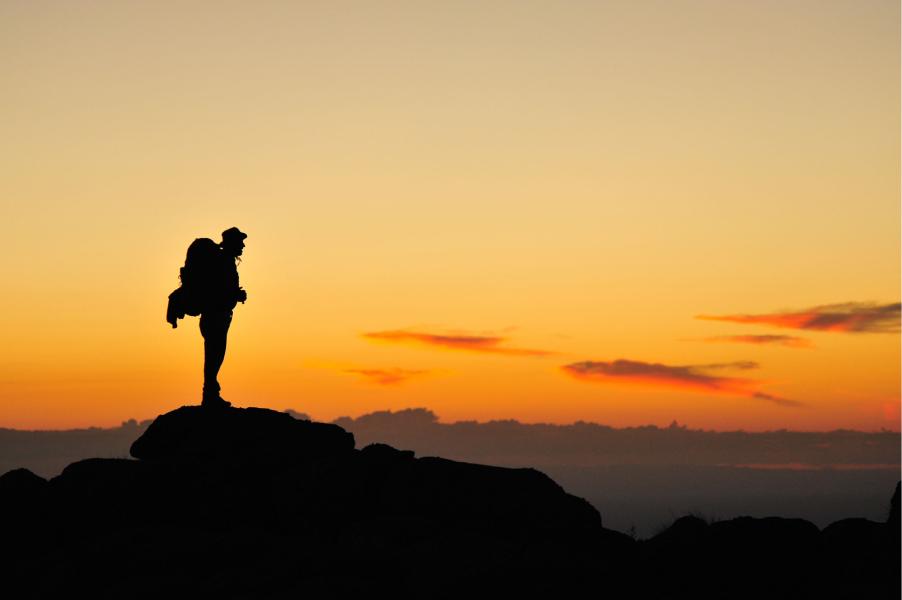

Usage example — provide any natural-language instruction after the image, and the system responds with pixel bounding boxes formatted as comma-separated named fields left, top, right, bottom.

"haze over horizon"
left=4, top=405, right=901, bottom=434
left=2, top=1, right=899, bottom=432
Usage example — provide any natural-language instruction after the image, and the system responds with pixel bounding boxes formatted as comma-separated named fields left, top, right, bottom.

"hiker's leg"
left=200, top=310, right=232, bottom=397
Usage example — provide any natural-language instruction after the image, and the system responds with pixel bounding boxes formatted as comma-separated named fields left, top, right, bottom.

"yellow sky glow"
left=1, top=1, right=899, bottom=430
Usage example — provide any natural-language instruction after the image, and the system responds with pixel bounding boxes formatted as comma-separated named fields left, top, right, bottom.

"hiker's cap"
left=222, top=227, right=247, bottom=241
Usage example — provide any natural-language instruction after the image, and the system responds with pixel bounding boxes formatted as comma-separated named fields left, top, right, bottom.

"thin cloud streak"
left=344, top=368, right=429, bottom=386
left=698, top=335, right=813, bottom=348
left=363, top=330, right=555, bottom=357
left=562, top=359, right=802, bottom=407
left=696, top=302, right=900, bottom=333
left=752, top=392, right=803, bottom=408
left=696, top=361, right=760, bottom=371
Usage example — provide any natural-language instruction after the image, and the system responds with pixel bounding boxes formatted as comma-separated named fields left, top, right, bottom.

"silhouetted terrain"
left=334, top=409, right=900, bottom=468
left=0, top=419, right=151, bottom=477
left=0, top=406, right=898, bottom=599
left=5, top=408, right=897, bottom=536
left=335, top=409, right=902, bottom=535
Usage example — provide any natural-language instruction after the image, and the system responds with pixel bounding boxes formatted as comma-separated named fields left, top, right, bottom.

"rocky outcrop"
left=129, top=405, right=354, bottom=461
left=0, top=405, right=898, bottom=599
left=0, top=467, right=46, bottom=496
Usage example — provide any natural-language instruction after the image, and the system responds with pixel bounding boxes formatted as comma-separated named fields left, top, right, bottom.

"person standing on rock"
left=167, top=227, right=248, bottom=408
left=198, top=227, right=248, bottom=408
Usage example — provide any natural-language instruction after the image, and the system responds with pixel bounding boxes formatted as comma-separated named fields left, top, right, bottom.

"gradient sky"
left=1, top=1, right=899, bottom=431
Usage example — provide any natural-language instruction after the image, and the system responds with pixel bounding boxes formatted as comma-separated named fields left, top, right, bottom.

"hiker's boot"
left=201, top=393, right=231, bottom=409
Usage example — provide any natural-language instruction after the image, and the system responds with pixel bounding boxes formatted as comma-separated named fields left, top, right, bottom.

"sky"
left=1, top=0, right=899, bottom=431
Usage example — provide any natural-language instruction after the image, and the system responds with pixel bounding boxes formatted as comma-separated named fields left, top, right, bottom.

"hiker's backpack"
left=166, top=238, right=221, bottom=328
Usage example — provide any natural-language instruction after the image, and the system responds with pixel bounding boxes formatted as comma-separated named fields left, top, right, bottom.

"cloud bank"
left=363, top=330, right=554, bottom=357
left=696, top=302, right=900, bottom=333
left=562, top=359, right=801, bottom=407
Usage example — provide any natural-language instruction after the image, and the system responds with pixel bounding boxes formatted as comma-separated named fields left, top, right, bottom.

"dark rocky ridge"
left=130, top=406, right=354, bottom=462
left=0, top=405, right=898, bottom=599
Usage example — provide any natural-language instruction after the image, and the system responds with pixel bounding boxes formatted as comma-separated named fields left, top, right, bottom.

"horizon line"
left=2, top=406, right=899, bottom=436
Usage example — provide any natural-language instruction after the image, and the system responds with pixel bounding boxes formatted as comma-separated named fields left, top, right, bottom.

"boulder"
left=0, top=467, right=48, bottom=521
left=0, top=469, right=50, bottom=561
left=0, top=467, right=46, bottom=497
left=130, top=405, right=355, bottom=462
left=707, top=515, right=820, bottom=557
left=648, top=514, right=708, bottom=550
left=378, top=456, right=602, bottom=540
left=822, top=517, right=886, bottom=547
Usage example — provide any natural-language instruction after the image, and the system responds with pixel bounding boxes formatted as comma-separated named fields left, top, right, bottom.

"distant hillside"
left=333, top=408, right=901, bottom=468
left=0, top=419, right=151, bottom=477
left=3, top=408, right=899, bottom=478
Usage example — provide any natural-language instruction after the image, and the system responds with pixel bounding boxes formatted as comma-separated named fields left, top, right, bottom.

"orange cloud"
left=363, top=330, right=555, bottom=357
left=698, top=335, right=812, bottom=348
left=696, top=302, right=900, bottom=333
left=562, top=359, right=802, bottom=407
left=344, top=368, right=429, bottom=386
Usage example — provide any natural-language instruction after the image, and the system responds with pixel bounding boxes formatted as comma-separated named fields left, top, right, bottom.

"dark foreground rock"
left=0, top=405, right=898, bottom=599
left=130, top=405, right=354, bottom=461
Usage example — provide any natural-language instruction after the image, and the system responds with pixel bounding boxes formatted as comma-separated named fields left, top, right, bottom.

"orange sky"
left=1, top=1, right=899, bottom=431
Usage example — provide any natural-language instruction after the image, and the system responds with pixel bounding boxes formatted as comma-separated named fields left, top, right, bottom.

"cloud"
left=697, top=335, right=813, bottom=348
left=696, top=361, right=760, bottom=371
left=363, top=330, right=555, bottom=357
left=750, top=392, right=804, bottom=408
left=562, top=359, right=802, bottom=407
left=344, top=368, right=430, bottom=386
left=696, top=302, right=900, bottom=333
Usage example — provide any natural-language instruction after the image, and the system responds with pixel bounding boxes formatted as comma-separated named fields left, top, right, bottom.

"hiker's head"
left=220, top=227, right=247, bottom=257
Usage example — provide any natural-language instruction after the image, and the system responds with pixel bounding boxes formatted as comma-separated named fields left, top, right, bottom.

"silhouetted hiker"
left=166, top=227, right=247, bottom=408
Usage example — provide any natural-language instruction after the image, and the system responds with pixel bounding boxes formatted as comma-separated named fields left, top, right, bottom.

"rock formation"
left=0, top=405, right=897, bottom=599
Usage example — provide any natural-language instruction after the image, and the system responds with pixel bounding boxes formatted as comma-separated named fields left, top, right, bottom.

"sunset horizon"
left=2, top=1, right=899, bottom=434
left=2, top=4, right=899, bottom=597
